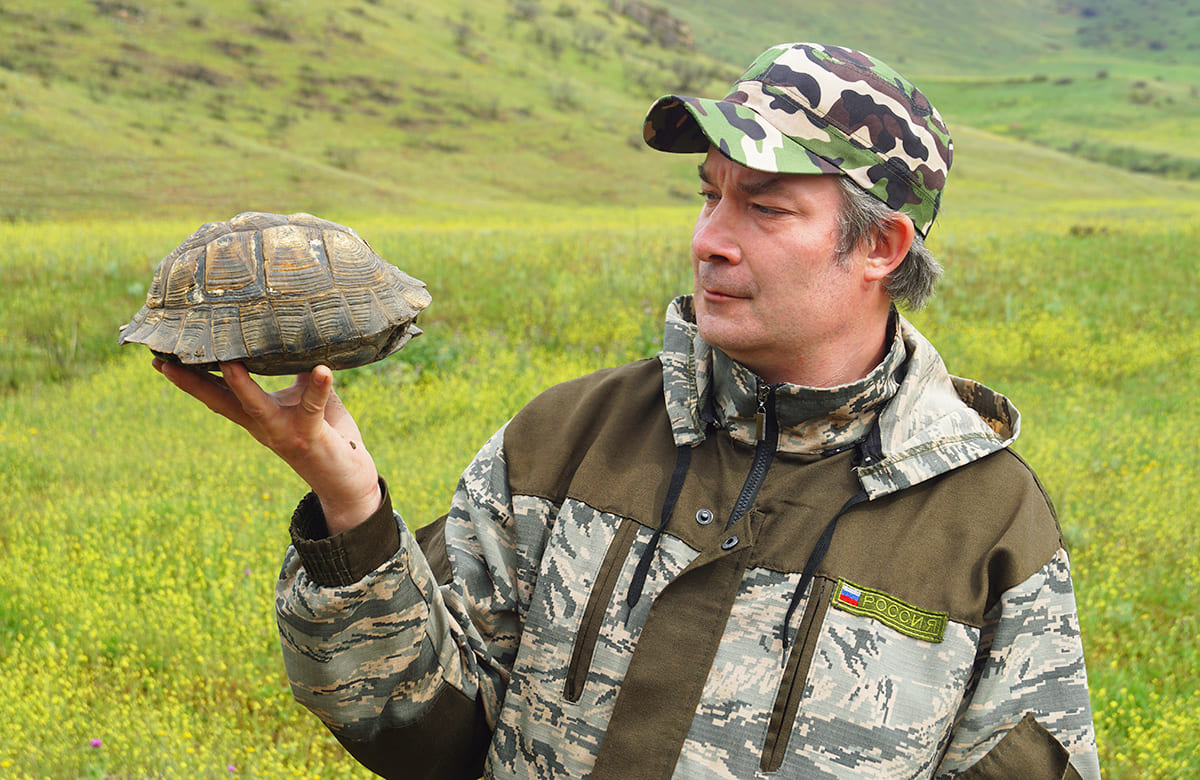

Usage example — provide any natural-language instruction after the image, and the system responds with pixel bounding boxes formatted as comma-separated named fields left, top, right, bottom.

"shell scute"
left=270, top=299, right=325, bottom=354
left=143, top=310, right=183, bottom=354
left=204, top=230, right=262, bottom=300
left=163, top=247, right=203, bottom=309
left=177, top=219, right=234, bottom=255
left=342, top=287, right=389, bottom=335
left=119, top=212, right=431, bottom=374
left=172, top=309, right=215, bottom=364
left=324, top=228, right=376, bottom=274
left=309, top=290, right=361, bottom=341
left=144, top=260, right=169, bottom=309
left=229, top=212, right=291, bottom=233
left=261, top=224, right=334, bottom=297
left=204, top=304, right=246, bottom=364
left=399, top=283, right=434, bottom=313
left=235, top=300, right=286, bottom=359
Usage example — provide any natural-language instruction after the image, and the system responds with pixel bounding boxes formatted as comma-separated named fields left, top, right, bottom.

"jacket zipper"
left=727, top=382, right=778, bottom=530
left=565, top=382, right=778, bottom=701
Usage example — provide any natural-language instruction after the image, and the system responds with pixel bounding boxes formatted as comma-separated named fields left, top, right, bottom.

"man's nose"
left=692, top=202, right=741, bottom=265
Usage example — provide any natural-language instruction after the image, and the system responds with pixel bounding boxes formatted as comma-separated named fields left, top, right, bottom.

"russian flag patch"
left=837, top=582, right=862, bottom=607
left=830, top=578, right=947, bottom=643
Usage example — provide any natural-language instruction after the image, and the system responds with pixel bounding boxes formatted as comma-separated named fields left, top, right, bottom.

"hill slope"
left=0, top=0, right=735, bottom=220
left=665, top=0, right=1200, bottom=187
left=1, top=0, right=1198, bottom=221
left=663, top=0, right=1200, bottom=73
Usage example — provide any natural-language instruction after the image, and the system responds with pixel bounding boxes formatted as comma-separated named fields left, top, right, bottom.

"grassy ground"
left=3, top=2, right=1197, bottom=776
left=1, top=203, right=1197, bottom=777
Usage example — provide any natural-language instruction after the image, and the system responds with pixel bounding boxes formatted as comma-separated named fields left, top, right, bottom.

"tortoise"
left=118, top=211, right=432, bottom=375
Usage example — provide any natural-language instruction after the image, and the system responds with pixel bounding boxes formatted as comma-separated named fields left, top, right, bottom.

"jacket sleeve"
left=935, top=548, right=1101, bottom=780
left=274, top=426, right=524, bottom=779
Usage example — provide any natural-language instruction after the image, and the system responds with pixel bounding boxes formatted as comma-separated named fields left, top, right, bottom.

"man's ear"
left=862, top=214, right=915, bottom=283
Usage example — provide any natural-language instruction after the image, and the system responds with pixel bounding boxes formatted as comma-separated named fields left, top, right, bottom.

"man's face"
left=691, top=148, right=871, bottom=386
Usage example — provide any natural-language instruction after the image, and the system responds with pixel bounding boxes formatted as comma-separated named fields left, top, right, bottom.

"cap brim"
left=643, top=95, right=841, bottom=177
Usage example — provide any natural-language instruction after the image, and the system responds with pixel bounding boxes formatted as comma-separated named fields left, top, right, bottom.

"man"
left=160, top=42, right=1100, bottom=779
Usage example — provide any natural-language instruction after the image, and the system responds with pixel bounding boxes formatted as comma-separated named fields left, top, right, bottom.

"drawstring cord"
left=779, top=423, right=883, bottom=659
left=623, top=391, right=885, bottom=661
left=626, top=444, right=692, bottom=612
left=625, top=389, right=720, bottom=616
left=779, top=489, right=868, bottom=656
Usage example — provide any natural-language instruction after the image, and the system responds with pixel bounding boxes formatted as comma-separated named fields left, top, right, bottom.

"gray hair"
left=834, top=177, right=942, bottom=310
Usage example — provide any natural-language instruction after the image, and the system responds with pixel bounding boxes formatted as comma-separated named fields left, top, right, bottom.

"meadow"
left=1, top=200, right=1197, bottom=778
left=3, top=0, right=1198, bottom=776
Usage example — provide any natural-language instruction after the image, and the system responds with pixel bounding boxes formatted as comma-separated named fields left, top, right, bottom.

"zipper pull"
left=755, top=382, right=771, bottom=441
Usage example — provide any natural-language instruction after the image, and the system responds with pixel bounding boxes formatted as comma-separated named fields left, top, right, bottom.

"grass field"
left=2, top=1, right=1199, bottom=776
left=1, top=201, right=1197, bottom=777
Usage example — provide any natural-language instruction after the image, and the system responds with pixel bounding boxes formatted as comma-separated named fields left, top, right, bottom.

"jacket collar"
left=660, top=295, right=1020, bottom=497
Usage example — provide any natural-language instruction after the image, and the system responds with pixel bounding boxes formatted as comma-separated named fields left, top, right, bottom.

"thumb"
left=299, top=365, right=334, bottom=427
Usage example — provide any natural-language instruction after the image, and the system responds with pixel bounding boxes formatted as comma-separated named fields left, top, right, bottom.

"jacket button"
left=721, top=535, right=739, bottom=550
left=695, top=508, right=714, bottom=525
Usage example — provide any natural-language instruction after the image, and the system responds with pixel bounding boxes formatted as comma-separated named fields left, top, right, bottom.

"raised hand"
left=155, top=360, right=382, bottom=534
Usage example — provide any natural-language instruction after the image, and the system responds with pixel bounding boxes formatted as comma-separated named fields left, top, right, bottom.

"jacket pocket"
left=759, top=576, right=833, bottom=773
left=562, top=518, right=641, bottom=702
left=958, top=713, right=1084, bottom=780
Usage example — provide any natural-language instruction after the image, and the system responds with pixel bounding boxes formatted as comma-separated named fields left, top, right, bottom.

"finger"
left=219, top=362, right=277, bottom=423
left=158, top=360, right=245, bottom=419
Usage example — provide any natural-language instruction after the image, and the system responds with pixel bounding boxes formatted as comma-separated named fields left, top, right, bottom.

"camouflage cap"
left=644, top=43, right=953, bottom=237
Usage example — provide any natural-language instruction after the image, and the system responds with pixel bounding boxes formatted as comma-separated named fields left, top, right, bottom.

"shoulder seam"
left=1002, top=448, right=1067, bottom=551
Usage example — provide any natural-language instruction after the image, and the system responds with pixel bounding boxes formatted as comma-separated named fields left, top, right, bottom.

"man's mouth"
left=700, top=284, right=748, bottom=301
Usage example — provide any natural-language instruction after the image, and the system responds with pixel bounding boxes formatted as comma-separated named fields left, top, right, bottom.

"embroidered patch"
left=836, top=581, right=862, bottom=607
left=830, top=578, right=947, bottom=643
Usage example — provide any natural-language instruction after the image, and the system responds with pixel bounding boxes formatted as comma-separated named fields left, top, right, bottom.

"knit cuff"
left=288, top=477, right=400, bottom=587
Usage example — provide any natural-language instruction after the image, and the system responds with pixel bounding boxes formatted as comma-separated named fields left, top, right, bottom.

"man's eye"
left=698, top=190, right=719, bottom=203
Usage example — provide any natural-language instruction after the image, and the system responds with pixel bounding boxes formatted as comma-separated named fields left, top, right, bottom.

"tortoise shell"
left=118, top=211, right=431, bottom=374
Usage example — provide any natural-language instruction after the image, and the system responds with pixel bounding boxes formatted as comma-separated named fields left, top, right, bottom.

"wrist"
left=290, top=478, right=399, bottom=586
left=318, top=478, right=384, bottom=536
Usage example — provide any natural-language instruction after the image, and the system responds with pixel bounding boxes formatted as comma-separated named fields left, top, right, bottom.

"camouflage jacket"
left=277, top=295, right=1100, bottom=779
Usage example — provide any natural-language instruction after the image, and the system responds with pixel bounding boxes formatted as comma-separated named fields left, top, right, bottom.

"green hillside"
left=0, top=0, right=735, bottom=221
left=664, top=0, right=1200, bottom=71
left=666, top=0, right=1200, bottom=186
left=2, top=0, right=1199, bottom=221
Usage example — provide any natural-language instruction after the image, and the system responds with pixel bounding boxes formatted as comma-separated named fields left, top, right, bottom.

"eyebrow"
left=697, top=163, right=789, bottom=197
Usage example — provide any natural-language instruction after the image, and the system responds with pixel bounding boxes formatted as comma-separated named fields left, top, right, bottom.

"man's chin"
left=696, top=316, right=749, bottom=355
